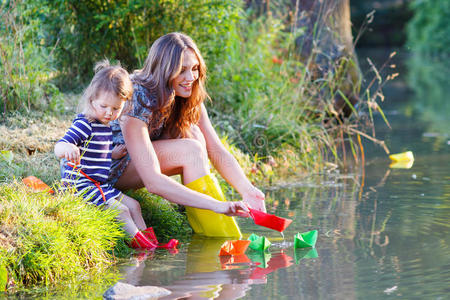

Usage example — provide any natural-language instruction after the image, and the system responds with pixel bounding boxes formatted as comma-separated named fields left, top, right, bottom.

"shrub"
left=34, top=0, right=241, bottom=87
left=0, top=0, right=64, bottom=113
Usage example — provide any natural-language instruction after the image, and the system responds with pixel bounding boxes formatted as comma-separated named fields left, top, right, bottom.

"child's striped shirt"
left=59, top=114, right=113, bottom=183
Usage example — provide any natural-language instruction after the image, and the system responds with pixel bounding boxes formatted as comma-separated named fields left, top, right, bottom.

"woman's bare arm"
left=197, top=104, right=266, bottom=211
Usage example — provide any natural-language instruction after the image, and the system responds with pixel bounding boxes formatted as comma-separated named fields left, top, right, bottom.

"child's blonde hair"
left=81, top=59, right=133, bottom=120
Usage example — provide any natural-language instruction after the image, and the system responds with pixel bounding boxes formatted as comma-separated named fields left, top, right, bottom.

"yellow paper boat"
left=389, top=160, right=414, bottom=169
left=389, top=151, right=414, bottom=162
left=185, top=174, right=242, bottom=238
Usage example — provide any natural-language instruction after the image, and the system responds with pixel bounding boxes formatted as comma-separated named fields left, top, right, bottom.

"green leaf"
left=0, top=263, right=7, bottom=291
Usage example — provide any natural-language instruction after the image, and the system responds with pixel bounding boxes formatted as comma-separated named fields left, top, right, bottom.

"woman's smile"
left=173, top=49, right=199, bottom=98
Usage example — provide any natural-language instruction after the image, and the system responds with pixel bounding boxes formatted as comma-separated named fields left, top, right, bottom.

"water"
left=107, top=48, right=449, bottom=299
left=113, top=120, right=449, bottom=298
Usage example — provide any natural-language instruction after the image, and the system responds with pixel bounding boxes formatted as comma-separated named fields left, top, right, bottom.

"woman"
left=109, top=32, right=265, bottom=237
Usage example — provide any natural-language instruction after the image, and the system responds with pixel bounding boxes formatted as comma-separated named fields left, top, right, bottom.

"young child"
left=55, top=60, right=163, bottom=250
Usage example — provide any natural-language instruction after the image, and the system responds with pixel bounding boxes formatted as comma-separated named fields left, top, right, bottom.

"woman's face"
left=173, top=49, right=199, bottom=98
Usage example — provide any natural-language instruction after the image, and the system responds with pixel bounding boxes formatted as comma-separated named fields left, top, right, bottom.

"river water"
left=107, top=49, right=449, bottom=300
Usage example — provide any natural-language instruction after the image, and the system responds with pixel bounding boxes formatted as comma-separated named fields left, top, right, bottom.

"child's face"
left=91, top=92, right=125, bottom=125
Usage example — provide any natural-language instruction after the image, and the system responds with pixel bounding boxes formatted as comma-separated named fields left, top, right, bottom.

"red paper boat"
left=219, top=240, right=251, bottom=256
left=248, top=208, right=292, bottom=232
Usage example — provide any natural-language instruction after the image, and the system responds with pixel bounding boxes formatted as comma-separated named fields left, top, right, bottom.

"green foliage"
left=126, top=189, right=192, bottom=242
left=0, top=260, right=7, bottom=291
left=407, top=0, right=450, bottom=56
left=0, top=182, right=125, bottom=289
left=406, top=0, right=450, bottom=133
left=206, top=15, right=336, bottom=166
left=34, top=0, right=241, bottom=87
left=0, top=0, right=64, bottom=113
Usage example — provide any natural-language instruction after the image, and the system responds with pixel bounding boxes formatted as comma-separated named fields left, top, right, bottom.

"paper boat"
left=294, top=248, right=318, bottom=264
left=22, top=176, right=54, bottom=194
left=389, top=160, right=414, bottom=169
left=294, top=230, right=318, bottom=249
left=248, top=234, right=271, bottom=251
left=389, top=151, right=414, bottom=162
left=219, top=240, right=251, bottom=256
left=248, top=208, right=292, bottom=232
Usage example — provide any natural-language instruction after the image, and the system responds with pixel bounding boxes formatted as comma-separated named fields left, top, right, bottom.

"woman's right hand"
left=216, top=201, right=250, bottom=218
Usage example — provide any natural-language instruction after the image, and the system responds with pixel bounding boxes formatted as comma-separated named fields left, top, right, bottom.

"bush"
left=34, top=0, right=241, bottom=87
left=406, top=0, right=450, bottom=133
left=0, top=0, right=64, bottom=113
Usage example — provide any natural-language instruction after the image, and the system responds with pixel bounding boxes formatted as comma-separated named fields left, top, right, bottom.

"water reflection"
left=116, top=235, right=303, bottom=299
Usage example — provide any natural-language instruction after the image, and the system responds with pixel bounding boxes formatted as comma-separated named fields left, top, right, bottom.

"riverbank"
left=0, top=109, right=318, bottom=292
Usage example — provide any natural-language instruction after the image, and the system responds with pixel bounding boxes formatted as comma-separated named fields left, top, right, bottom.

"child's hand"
left=61, top=143, right=80, bottom=164
left=111, top=144, right=127, bottom=159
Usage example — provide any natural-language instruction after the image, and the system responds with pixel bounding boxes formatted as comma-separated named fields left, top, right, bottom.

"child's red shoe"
left=130, top=231, right=157, bottom=249
left=142, top=227, right=179, bottom=249
left=159, top=239, right=179, bottom=249
left=142, top=227, right=158, bottom=243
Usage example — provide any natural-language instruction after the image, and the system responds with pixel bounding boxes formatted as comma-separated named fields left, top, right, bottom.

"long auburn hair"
left=132, top=32, right=208, bottom=138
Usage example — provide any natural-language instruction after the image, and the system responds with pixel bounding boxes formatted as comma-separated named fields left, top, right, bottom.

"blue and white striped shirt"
left=59, top=114, right=113, bottom=183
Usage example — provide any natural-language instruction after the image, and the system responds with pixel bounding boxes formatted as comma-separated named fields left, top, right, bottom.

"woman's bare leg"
left=114, top=128, right=209, bottom=190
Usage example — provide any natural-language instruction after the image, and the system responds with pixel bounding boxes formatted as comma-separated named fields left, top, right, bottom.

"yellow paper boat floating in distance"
left=389, top=151, right=414, bottom=162
left=389, top=151, right=414, bottom=169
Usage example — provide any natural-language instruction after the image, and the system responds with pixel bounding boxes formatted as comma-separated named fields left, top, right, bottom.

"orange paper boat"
left=248, top=208, right=292, bottom=232
left=219, top=240, right=251, bottom=256
left=22, top=176, right=54, bottom=194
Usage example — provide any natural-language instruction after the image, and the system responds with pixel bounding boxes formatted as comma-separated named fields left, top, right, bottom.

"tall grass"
left=0, top=0, right=64, bottom=113
left=207, top=11, right=392, bottom=170
left=0, top=183, right=126, bottom=290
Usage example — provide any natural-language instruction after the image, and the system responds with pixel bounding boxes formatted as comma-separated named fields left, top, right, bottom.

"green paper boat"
left=294, top=248, right=318, bottom=264
left=294, top=230, right=318, bottom=249
left=248, top=233, right=271, bottom=251
left=247, top=251, right=272, bottom=268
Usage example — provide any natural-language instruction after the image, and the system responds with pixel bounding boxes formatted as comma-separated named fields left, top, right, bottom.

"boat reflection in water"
left=120, top=235, right=305, bottom=299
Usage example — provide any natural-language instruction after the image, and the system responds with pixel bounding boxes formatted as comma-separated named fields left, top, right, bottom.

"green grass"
left=0, top=182, right=127, bottom=291
left=126, top=189, right=193, bottom=243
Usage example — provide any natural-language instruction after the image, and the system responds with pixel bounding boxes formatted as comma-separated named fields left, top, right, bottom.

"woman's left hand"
left=242, top=186, right=266, bottom=212
left=112, top=144, right=127, bottom=159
